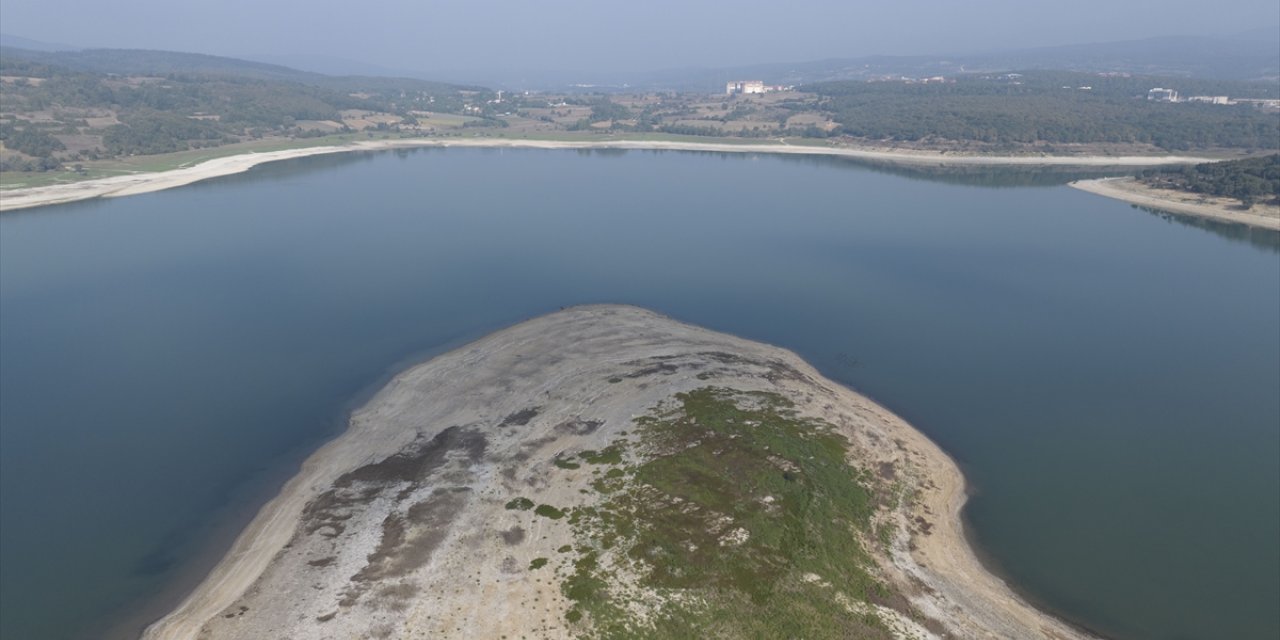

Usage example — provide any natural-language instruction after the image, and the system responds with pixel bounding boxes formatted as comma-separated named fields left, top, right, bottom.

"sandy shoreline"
left=1070, top=177, right=1280, bottom=231
left=1, top=137, right=1217, bottom=213
left=141, top=305, right=1097, bottom=640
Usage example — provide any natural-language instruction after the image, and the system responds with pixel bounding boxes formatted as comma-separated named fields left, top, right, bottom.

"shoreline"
left=140, top=305, right=1098, bottom=640
left=1070, top=177, right=1280, bottom=231
left=1, top=136, right=1218, bottom=213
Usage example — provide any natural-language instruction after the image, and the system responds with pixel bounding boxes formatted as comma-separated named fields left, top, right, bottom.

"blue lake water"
left=1, top=148, right=1277, bottom=640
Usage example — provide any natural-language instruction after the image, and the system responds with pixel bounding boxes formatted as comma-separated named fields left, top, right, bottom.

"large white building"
left=726, top=80, right=767, bottom=95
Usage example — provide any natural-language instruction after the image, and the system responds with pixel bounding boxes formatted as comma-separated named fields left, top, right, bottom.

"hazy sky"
left=2, top=0, right=1277, bottom=73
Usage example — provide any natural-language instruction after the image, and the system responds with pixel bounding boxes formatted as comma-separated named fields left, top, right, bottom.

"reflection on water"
left=798, top=155, right=1129, bottom=188
left=1132, top=204, right=1280, bottom=253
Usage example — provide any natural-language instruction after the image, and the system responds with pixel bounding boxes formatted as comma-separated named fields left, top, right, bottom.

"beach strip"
left=1071, top=177, right=1280, bottom=231
left=2, top=137, right=1218, bottom=213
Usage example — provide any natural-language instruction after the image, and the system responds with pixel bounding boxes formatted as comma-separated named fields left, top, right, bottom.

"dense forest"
left=0, top=48, right=489, bottom=171
left=1141, top=154, right=1280, bottom=207
left=805, top=71, right=1280, bottom=151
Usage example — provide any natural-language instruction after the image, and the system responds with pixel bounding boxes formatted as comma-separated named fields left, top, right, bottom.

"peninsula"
left=142, top=305, right=1096, bottom=640
left=1070, top=177, right=1280, bottom=230
left=1070, top=155, right=1280, bottom=230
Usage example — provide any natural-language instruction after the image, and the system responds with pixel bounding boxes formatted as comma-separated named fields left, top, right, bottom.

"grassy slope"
left=510, top=388, right=915, bottom=639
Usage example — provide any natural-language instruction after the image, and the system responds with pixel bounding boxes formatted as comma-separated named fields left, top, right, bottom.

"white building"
left=1147, top=88, right=1178, bottom=102
left=726, top=80, right=768, bottom=95
left=1186, top=96, right=1231, bottom=105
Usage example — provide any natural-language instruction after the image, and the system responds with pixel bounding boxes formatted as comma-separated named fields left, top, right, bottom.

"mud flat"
left=1071, top=177, right=1280, bottom=231
left=142, top=305, right=1096, bottom=640
left=1, top=136, right=1214, bottom=212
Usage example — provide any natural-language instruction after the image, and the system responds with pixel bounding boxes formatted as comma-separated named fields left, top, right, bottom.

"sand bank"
left=1070, top=177, right=1280, bottom=231
left=141, top=305, right=1096, bottom=640
left=2, top=137, right=1215, bottom=212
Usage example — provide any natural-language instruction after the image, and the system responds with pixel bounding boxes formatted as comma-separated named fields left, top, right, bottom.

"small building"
left=1147, top=88, right=1178, bottom=102
left=1186, top=95, right=1231, bottom=105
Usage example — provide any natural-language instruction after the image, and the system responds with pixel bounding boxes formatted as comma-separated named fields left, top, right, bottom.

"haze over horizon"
left=2, top=0, right=1277, bottom=77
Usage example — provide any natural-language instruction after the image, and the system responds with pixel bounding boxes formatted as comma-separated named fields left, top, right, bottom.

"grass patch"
left=534, top=504, right=567, bottom=520
left=504, top=497, right=535, bottom=511
left=559, top=387, right=896, bottom=639
left=580, top=446, right=624, bottom=465
left=554, top=456, right=582, bottom=470
left=529, top=557, right=549, bottom=570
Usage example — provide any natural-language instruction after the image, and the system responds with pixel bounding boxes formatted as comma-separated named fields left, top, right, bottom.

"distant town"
left=724, top=80, right=794, bottom=95
left=1147, top=87, right=1280, bottom=109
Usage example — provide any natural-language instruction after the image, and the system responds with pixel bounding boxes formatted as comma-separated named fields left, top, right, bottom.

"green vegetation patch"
left=580, top=446, right=624, bottom=465
left=560, top=387, right=900, bottom=639
left=534, top=504, right=567, bottom=520
left=504, top=497, right=535, bottom=511
left=529, top=557, right=549, bottom=570
left=554, top=457, right=582, bottom=470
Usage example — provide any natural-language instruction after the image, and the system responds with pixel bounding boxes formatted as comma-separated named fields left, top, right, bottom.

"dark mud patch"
left=556, top=419, right=604, bottom=436
left=372, top=582, right=421, bottom=612
left=876, top=461, right=897, bottom=480
left=335, top=426, right=487, bottom=489
left=913, top=516, right=934, bottom=536
left=301, top=427, right=487, bottom=538
left=339, top=487, right=471, bottom=607
left=699, top=351, right=808, bottom=383
left=500, top=525, right=526, bottom=545
left=623, top=362, right=681, bottom=378
left=501, top=407, right=541, bottom=427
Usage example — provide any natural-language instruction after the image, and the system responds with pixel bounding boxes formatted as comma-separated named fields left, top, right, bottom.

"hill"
left=617, top=31, right=1280, bottom=93
left=0, top=47, right=494, bottom=173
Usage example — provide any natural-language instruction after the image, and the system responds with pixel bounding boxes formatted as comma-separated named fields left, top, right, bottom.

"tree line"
left=1142, top=154, right=1280, bottom=208
left=804, top=71, right=1280, bottom=151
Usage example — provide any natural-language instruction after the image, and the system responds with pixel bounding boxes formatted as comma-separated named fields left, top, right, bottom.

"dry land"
left=142, top=305, right=1097, bottom=640
left=1070, top=177, right=1280, bottom=231
left=0, top=136, right=1216, bottom=212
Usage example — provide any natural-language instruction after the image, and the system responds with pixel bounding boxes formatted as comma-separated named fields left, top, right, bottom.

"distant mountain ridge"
left=545, top=30, right=1280, bottom=92
left=4, top=29, right=1276, bottom=92
left=0, top=45, right=481, bottom=93
left=0, top=33, right=79, bottom=52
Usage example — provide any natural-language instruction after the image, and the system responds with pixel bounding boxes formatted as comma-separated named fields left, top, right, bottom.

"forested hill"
left=805, top=71, right=1280, bottom=151
left=0, top=47, right=494, bottom=172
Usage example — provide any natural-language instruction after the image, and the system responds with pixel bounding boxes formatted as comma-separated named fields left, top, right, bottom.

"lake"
left=1, top=148, right=1276, bottom=640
